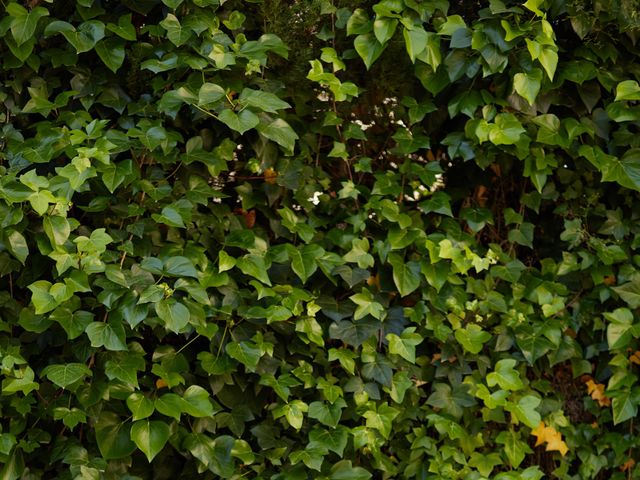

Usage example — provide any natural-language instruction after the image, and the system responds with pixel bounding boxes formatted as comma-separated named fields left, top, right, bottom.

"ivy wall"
left=1, top=0, right=640, bottom=478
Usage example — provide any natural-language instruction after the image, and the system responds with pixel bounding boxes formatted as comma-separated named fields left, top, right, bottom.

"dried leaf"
left=531, top=421, right=569, bottom=456
left=585, top=379, right=611, bottom=407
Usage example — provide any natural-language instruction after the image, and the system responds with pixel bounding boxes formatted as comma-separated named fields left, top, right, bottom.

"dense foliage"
left=2, top=0, right=640, bottom=478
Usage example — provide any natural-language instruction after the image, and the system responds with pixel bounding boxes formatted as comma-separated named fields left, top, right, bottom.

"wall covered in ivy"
left=1, top=0, right=640, bottom=478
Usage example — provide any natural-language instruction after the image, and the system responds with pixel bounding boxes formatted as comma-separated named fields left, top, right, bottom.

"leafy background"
left=1, top=0, right=640, bottom=478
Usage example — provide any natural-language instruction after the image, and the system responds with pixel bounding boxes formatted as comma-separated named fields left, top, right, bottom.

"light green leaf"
left=239, top=88, right=290, bottom=113
left=354, top=33, right=385, bottom=69
left=403, top=27, right=428, bottom=62
left=41, top=363, right=91, bottom=388
left=226, top=341, right=262, bottom=372
left=506, top=395, right=541, bottom=428
left=6, top=230, right=28, bottom=264
left=127, top=393, right=155, bottom=421
left=455, top=324, right=491, bottom=354
left=513, top=69, right=543, bottom=105
left=182, top=385, right=216, bottom=417
left=538, top=47, right=558, bottom=80
left=487, top=359, right=524, bottom=391
left=130, top=420, right=171, bottom=462
left=615, top=80, right=640, bottom=101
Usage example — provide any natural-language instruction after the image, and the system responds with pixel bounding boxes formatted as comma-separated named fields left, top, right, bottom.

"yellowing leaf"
left=630, top=351, right=640, bottom=365
left=531, top=421, right=568, bottom=456
left=621, top=458, right=636, bottom=472
left=585, top=379, right=611, bottom=407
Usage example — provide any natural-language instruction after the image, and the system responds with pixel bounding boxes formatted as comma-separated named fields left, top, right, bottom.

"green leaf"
left=538, top=47, right=558, bottom=80
left=43, top=215, right=70, bottom=246
left=155, top=393, right=184, bottom=421
left=155, top=299, right=190, bottom=333
left=0, top=448, right=24, bottom=480
left=455, top=324, right=491, bottom=354
left=226, top=341, right=262, bottom=372
left=349, top=289, right=385, bottom=320
left=257, top=119, right=298, bottom=152
left=308, top=426, right=348, bottom=456
left=130, top=420, right=171, bottom=462
left=612, top=280, right=640, bottom=307
left=219, top=109, right=259, bottom=135
left=95, top=412, right=136, bottom=460
left=495, top=430, right=528, bottom=468
left=182, top=385, right=216, bottom=417
left=386, top=327, right=422, bottom=363
left=239, top=88, right=290, bottom=113
left=95, top=37, right=126, bottom=73
left=506, top=395, right=541, bottom=428
left=160, top=14, right=192, bottom=46
left=373, top=17, right=398, bottom=44
left=127, top=393, right=155, bottom=421
left=615, top=80, right=640, bottom=101
left=41, top=363, right=91, bottom=388
left=308, top=399, right=345, bottom=428
left=388, top=253, right=421, bottom=297
left=612, top=388, right=640, bottom=425
left=289, top=244, right=322, bottom=282
left=164, top=256, right=198, bottom=278
left=489, top=113, right=525, bottom=145
left=237, top=254, right=271, bottom=285
left=487, top=359, right=524, bottom=391
left=55, top=20, right=106, bottom=53
left=330, top=460, right=372, bottom=480
left=7, top=3, right=49, bottom=46
left=347, top=9, right=372, bottom=35
left=513, top=69, right=543, bottom=105
left=403, top=27, right=428, bottom=62
left=274, top=400, right=308, bottom=430
left=354, top=33, right=385, bottom=69
left=198, top=83, right=226, bottom=106
left=6, top=230, right=28, bottom=264
left=85, top=321, right=127, bottom=351
left=329, top=318, right=380, bottom=346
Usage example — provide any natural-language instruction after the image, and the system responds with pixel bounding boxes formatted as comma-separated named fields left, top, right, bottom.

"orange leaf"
left=264, top=168, right=277, bottom=184
left=585, top=379, right=611, bottom=407
left=156, top=378, right=168, bottom=389
left=630, top=351, right=640, bottom=365
left=531, top=421, right=569, bottom=456
left=621, top=458, right=636, bottom=472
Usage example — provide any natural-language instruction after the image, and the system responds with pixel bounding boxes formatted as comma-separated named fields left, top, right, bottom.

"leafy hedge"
left=1, top=0, right=640, bottom=478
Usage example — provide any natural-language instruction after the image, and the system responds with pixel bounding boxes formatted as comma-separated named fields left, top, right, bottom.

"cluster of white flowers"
left=307, top=191, right=322, bottom=205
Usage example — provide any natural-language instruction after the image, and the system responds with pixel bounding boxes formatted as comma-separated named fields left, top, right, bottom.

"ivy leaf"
left=218, top=109, right=259, bottom=134
left=455, top=324, right=491, bottom=354
left=487, top=359, right=524, bottom=391
left=354, top=33, right=385, bottom=69
left=388, top=253, right=421, bottom=297
left=257, top=118, right=298, bottom=152
left=506, top=395, right=541, bottom=428
left=513, top=69, right=543, bottom=105
left=237, top=254, right=272, bottom=285
left=7, top=3, right=49, bottom=46
left=181, top=385, right=216, bottom=417
left=329, top=318, right=380, bottom=347
left=85, top=321, right=127, bottom=351
left=155, top=299, right=190, bottom=333
left=160, top=14, right=192, bottom=46
left=615, top=80, right=640, bottom=101
left=288, top=244, right=323, bottom=283
left=386, top=327, right=423, bottom=363
left=612, top=388, right=640, bottom=425
left=198, top=83, right=226, bottom=106
left=239, top=88, right=290, bottom=113
left=349, top=288, right=385, bottom=320
left=95, top=412, right=136, bottom=460
left=496, top=430, right=529, bottom=468
left=330, top=460, right=372, bottom=480
left=403, top=27, right=428, bottom=62
left=130, top=419, right=171, bottom=462
left=226, top=341, right=262, bottom=372
left=41, top=363, right=92, bottom=389
left=6, top=230, right=28, bottom=264
left=127, top=393, right=155, bottom=421
left=95, top=37, right=125, bottom=73
left=308, top=426, right=349, bottom=456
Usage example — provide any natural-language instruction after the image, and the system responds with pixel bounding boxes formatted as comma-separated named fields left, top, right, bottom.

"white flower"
left=307, top=191, right=322, bottom=205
